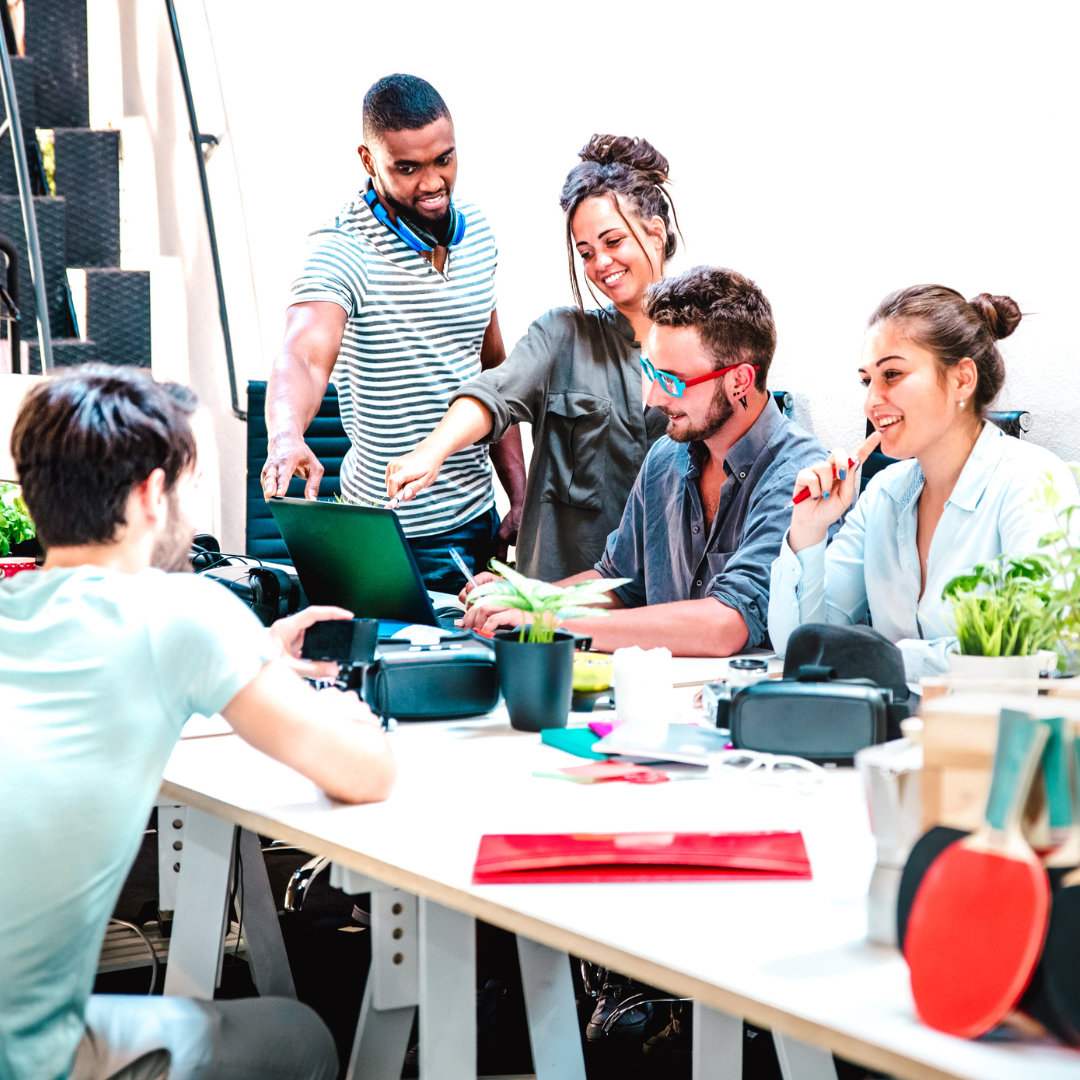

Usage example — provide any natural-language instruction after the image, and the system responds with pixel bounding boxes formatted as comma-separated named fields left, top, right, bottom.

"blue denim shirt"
left=768, top=421, right=1080, bottom=679
left=595, top=402, right=826, bottom=646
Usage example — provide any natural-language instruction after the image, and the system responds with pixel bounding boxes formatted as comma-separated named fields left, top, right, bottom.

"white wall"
left=96, top=0, right=1080, bottom=548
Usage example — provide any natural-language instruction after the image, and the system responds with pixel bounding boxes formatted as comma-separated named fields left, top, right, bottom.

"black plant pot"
left=493, top=629, right=576, bottom=732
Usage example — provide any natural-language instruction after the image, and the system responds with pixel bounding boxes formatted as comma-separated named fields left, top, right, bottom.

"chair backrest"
left=858, top=409, right=1032, bottom=492
left=772, top=390, right=794, bottom=418
left=245, top=381, right=351, bottom=562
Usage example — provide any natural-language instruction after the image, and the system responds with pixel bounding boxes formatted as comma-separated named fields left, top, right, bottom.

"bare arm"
left=480, top=311, right=527, bottom=557
left=464, top=568, right=747, bottom=657
left=222, top=658, right=395, bottom=805
left=385, top=396, right=496, bottom=501
left=262, top=301, right=347, bottom=499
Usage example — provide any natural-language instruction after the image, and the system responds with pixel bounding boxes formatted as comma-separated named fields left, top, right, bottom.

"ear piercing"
left=958, top=399, right=966, bottom=409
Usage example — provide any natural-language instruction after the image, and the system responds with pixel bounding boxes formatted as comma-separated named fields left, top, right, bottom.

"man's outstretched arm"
left=262, top=301, right=347, bottom=500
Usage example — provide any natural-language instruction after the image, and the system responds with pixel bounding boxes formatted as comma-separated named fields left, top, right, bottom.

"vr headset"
left=729, top=625, right=912, bottom=764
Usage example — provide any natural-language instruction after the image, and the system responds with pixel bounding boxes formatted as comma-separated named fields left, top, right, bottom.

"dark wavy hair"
left=11, top=365, right=198, bottom=548
left=643, top=266, right=776, bottom=391
left=869, top=285, right=1021, bottom=417
left=559, top=134, right=681, bottom=310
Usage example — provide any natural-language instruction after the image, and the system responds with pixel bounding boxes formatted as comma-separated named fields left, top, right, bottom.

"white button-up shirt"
left=768, top=422, right=1079, bottom=680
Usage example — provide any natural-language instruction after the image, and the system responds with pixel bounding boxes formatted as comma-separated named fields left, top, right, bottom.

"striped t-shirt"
left=290, top=193, right=497, bottom=536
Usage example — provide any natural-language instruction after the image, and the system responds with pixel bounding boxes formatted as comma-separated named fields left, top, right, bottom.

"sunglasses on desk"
left=640, top=356, right=760, bottom=399
left=712, top=749, right=825, bottom=790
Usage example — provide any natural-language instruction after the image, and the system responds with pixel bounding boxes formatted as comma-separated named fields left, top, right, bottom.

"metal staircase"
left=0, top=0, right=150, bottom=373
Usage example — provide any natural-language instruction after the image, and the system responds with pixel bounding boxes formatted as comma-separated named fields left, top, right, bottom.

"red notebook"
left=472, top=831, right=811, bottom=884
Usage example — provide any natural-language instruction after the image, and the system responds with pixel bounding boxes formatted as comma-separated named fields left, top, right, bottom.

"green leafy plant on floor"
left=467, top=559, right=629, bottom=644
left=942, top=553, right=1058, bottom=658
left=0, top=482, right=35, bottom=556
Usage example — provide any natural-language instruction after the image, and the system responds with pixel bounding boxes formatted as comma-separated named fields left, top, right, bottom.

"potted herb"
left=941, top=553, right=1058, bottom=679
left=0, top=481, right=38, bottom=577
left=468, top=560, right=628, bottom=731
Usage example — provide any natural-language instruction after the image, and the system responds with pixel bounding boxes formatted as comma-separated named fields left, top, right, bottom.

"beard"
left=151, top=488, right=196, bottom=573
left=666, top=382, right=735, bottom=443
left=380, top=185, right=452, bottom=232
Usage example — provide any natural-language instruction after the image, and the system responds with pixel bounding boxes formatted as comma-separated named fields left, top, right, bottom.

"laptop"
left=269, top=496, right=452, bottom=628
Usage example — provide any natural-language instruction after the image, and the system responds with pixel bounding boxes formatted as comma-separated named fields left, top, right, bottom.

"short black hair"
left=643, top=266, right=776, bottom=390
left=11, top=364, right=198, bottom=549
left=362, top=74, right=450, bottom=143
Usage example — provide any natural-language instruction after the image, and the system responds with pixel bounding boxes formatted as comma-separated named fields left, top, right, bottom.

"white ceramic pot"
left=947, top=651, right=1042, bottom=683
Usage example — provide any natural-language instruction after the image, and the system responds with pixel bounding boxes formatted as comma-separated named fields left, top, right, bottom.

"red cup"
left=0, top=557, right=38, bottom=578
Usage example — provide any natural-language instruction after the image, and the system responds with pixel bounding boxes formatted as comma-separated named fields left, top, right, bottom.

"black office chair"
left=859, top=409, right=1032, bottom=491
left=245, top=381, right=352, bottom=562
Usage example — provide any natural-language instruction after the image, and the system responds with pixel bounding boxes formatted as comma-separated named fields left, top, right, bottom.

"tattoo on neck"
left=739, top=395, right=748, bottom=410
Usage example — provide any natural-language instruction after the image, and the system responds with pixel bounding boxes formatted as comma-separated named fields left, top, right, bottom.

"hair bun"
left=968, top=292, right=1022, bottom=341
left=578, top=134, right=670, bottom=184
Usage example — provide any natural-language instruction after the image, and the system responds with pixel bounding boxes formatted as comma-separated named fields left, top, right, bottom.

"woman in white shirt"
left=769, top=284, right=1077, bottom=679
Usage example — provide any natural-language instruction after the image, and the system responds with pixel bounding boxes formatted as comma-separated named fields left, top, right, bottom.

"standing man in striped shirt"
left=261, top=74, right=525, bottom=592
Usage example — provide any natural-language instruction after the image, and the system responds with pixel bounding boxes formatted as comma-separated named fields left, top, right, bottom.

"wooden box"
left=915, top=684, right=1080, bottom=832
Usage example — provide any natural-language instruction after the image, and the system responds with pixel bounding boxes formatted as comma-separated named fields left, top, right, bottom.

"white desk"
left=160, top=711, right=1080, bottom=1080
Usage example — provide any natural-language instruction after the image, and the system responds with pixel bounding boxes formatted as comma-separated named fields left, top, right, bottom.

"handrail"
left=0, top=23, right=52, bottom=373
left=163, top=0, right=245, bottom=421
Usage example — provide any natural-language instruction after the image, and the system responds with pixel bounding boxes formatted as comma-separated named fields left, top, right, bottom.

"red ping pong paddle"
left=904, top=708, right=1051, bottom=1038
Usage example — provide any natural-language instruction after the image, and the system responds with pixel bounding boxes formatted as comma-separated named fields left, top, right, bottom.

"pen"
left=783, top=432, right=882, bottom=510
left=448, top=545, right=476, bottom=590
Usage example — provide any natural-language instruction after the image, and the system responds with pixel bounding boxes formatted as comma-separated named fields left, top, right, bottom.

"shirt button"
left=739, top=471, right=746, bottom=479
left=694, top=579, right=702, bottom=587
left=693, top=525, right=701, bottom=534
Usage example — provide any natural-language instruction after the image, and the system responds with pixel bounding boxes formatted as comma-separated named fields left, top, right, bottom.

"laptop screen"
left=268, top=497, right=438, bottom=626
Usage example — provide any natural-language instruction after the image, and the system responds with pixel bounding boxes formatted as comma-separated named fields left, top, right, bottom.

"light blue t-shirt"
left=768, top=421, right=1080, bottom=679
left=0, top=567, right=276, bottom=1080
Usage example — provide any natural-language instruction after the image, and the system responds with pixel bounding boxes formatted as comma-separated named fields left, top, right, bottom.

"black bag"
left=359, top=638, right=499, bottom=721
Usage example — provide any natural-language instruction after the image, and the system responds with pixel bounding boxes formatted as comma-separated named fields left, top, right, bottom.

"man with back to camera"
left=261, top=73, right=526, bottom=592
left=464, top=265, right=827, bottom=657
left=0, top=365, right=396, bottom=1080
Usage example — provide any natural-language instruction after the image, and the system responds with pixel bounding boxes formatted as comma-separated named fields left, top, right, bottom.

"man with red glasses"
left=463, top=265, right=825, bottom=656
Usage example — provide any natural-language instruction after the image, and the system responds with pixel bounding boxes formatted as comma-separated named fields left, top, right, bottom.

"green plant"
left=1034, top=466, right=1080, bottom=662
left=467, top=559, right=629, bottom=644
left=0, top=482, right=35, bottom=556
left=942, top=553, right=1059, bottom=658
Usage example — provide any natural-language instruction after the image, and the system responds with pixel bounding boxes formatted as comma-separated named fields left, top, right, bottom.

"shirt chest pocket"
left=539, top=392, right=611, bottom=511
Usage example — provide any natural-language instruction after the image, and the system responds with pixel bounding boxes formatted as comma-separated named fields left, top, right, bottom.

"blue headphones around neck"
left=363, top=181, right=466, bottom=254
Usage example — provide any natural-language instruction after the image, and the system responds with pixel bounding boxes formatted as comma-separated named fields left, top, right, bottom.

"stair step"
left=85, top=268, right=151, bottom=368
left=26, top=338, right=98, bottom=374
left=0, top=194, right=74, bottom=337
left=24, top=0, right=90, bottom=129
left=0, top=57, right=42, bottom=197
left=53, top=129, right=120, bottom=268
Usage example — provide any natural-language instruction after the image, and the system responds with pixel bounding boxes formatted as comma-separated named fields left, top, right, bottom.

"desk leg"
left=163, top=808, right=235, bottom=998
left=418, top=899, right=476, bottom=1080
left=346, top=889, right=418, bottom=1080
left=692, top=1004, right=742, bottom=1080
left=236, top=829, right=296, bottom=999
left=516, top=939, right=586, bottom=1080
left=773, top=1031, right=839, bottom=1080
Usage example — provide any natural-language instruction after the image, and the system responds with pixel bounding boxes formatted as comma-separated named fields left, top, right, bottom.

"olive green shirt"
left=454, top=305, right=669, bottom=581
